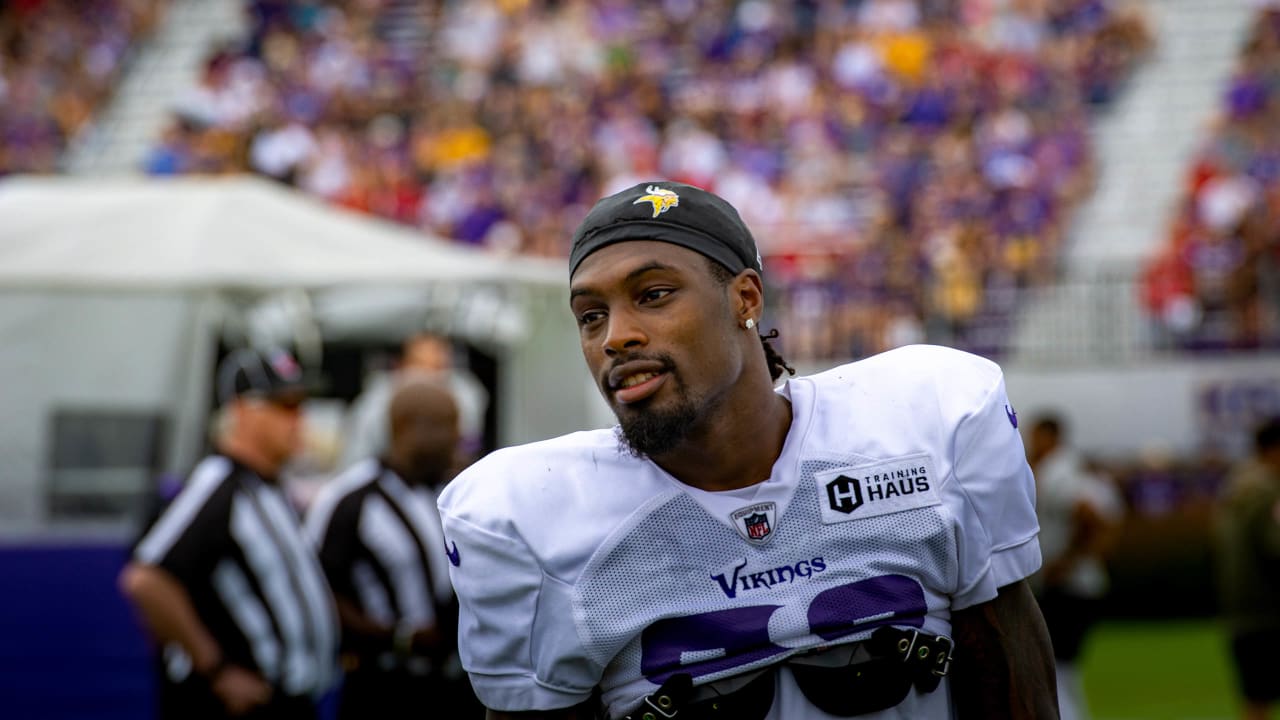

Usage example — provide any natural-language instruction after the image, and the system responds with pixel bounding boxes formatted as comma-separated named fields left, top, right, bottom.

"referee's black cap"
left=216, top=347, right=308, bottom=406
left=569, top=181, right=763, bottom=278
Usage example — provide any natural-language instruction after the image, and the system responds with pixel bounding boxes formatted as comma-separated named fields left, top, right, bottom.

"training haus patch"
left=814, top=453, right=941, bottom=524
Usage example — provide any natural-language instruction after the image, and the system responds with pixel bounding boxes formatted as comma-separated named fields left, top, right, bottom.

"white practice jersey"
left=437, top=345, right=1041, bottom=719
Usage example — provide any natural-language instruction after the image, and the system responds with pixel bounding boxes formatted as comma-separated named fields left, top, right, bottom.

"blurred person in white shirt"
left=341, top=333, right=489, bottom=471
left=1029, top=414, right=1125, bottom=720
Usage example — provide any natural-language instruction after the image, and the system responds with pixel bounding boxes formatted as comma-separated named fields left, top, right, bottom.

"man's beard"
left=615, top=386, right=700, bottom=458
left=606, top=352, right=707, bottom=458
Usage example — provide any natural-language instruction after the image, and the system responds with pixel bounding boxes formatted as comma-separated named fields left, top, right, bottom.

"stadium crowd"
left=145, top=0, right=1150, bottom=361
left=1143, top=1, right=1280, bottom=351
left=0, top=0, right=166, bottom=173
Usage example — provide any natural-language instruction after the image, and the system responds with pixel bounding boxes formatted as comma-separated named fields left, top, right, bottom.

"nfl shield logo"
left=730, top=502, right=777, bottom=544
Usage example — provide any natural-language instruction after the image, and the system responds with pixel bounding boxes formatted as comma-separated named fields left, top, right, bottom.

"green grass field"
left=1080, top=619, right=1239, bottom=720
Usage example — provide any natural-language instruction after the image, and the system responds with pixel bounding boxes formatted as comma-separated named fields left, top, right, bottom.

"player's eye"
left=639, top=287, right=674, bottom=304
left=577, top=309, right=606, bottom=327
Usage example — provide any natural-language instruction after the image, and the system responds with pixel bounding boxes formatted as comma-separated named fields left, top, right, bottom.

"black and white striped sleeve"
left=134, top=457, right=235, bottom=584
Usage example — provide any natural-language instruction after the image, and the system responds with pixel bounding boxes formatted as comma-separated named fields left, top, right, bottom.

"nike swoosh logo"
left=1005, top=404, right=1018, bottom=429
left=445, top=541, right=460, bottom=567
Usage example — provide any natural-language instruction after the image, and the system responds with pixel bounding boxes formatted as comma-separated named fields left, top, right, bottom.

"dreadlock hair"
left=705, top=257, right=796, bottom=382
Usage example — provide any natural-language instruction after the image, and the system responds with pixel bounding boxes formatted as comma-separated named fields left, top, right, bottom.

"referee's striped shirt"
left=305, top=459, right=454, bottom=650
left=134, top=455, right=339, bottom=697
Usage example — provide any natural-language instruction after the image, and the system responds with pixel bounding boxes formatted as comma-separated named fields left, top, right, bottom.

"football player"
left=439, top=182, right=1057, bottom=719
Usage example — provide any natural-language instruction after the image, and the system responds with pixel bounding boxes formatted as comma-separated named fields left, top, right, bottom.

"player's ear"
left=731, top=269, right=764, bottom=325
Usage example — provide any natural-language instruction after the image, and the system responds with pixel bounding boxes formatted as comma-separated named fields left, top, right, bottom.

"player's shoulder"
left=805, top=344, right=1002, bottom=409
left=438, top=428, right=662, bottom=575
left=808, top=344, right=1001, bottom=389
left=438, top=428, right=632, bottom=521
left=790, top=345, right=1008, bottom=455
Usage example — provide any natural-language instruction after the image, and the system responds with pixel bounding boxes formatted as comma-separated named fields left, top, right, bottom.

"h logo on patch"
left=730, top=502, right=777, bottom=544
left=826, top=475, right=864, bottom=514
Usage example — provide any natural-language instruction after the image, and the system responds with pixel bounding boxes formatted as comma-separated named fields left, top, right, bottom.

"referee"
left=120, top=348, right=339, bottom=720
left=307, top=375, right=478, bottom=718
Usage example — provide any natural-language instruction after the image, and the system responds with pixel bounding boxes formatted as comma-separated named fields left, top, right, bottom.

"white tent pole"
left=166, top=290, right=227, bottom=480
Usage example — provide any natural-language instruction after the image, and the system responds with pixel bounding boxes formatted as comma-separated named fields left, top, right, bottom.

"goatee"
left=616, top=395, right=699, bottom=458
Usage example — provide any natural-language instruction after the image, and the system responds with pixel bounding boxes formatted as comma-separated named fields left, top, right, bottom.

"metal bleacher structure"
left=63, top=0, right=248, bottom=175
left=1009, top=0, right=1255, bottom=366
left=64, top=0, right=435, bottom=175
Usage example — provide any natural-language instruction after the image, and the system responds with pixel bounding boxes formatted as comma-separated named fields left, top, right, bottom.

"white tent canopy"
left=0, top=175, right=565, bottom=291
left=0, top=175, right=596, bottom=534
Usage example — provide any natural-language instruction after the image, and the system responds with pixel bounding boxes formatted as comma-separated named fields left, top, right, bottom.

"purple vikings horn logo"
left=633, top=185, right=680, bottom=218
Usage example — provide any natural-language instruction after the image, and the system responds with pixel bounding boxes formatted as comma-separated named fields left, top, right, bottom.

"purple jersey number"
left=640, top=574, right=926, bottom=683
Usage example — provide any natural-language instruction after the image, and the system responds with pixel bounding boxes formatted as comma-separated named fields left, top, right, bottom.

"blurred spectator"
left=148, top=0, right=1150, bottom=361
left=1028, top=413, right=1124, bottom=720
left=0, top=0, right=166, bottom=173
left=1145, top=5, right=1280, bottom=350
left=119, top=347, right=338, bottom=720
left=1213, top=416, right=1280, bottom=720
left=307, top=377, right=480, bottom=720
left=341, top=332, right=489, bottom=469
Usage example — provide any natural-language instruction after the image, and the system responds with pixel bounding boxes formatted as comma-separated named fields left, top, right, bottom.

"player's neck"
left=651, top=383, right=792, bottom=492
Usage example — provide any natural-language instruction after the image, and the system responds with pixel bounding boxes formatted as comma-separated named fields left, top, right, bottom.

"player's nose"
left=601, top=310, right=647, bottom=357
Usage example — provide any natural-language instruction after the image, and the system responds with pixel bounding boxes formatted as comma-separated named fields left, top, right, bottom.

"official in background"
left=1214, top=416, right=1280, bottom=720
left=120, top=348, right=339, bottom=720
left=308, top=375, right=478, bottom=719
left=340, top=332, right=490, bottom=469
left=1028, top=414, right=1123, bottom=720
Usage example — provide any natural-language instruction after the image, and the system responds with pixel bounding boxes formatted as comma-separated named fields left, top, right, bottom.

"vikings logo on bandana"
left=730, top=501, right=777, bottom=544
left=632, top=185, right=679, bottom=218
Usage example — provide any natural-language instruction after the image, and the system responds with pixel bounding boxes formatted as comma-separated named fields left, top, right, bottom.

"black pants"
left=158, top=675, right=317, bottom=720
left=1230, top=628, right=1280, bottom=703
left=337, top=668, right=484, bottom=720
left=1036, top=588, right=1102, bottom=662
